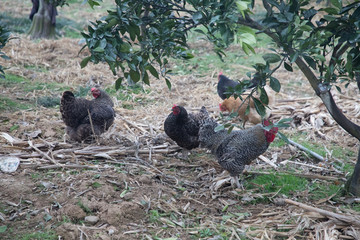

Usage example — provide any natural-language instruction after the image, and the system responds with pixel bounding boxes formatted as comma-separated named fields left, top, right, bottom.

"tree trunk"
left=28, top=0, right=57, bottom=39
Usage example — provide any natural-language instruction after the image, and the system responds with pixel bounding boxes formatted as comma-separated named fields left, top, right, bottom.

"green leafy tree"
left=81, top=0, right=360, bottom=195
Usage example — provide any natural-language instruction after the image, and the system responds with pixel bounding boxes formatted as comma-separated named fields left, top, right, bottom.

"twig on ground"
left=28, top=140, right=59, bottom=165
left=275, top=198, right=360, bottom=227
left=288, top=139, right=326, bottom=162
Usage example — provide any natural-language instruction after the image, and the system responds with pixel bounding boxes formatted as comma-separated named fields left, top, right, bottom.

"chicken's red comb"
left=218, top=71, right=223, bottom=80
left=263, top=119, right=271, bottom=126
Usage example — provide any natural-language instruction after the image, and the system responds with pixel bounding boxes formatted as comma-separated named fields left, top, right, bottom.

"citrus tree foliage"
left=80, top=0, right=256, bottom=89
left=0, top=25, right=11, bottom=78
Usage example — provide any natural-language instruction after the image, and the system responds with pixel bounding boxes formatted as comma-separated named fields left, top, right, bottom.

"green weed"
left=18, top=231, right=57, bottom=240
left=308, top=181, right=342, bottom=201
left=77, top=201, right=91, bottom=214
left=91, top=182, right=102, bottom=188
left=245, top=173, right=308, bottom=196
left=0, top=96, right=32, bottom=111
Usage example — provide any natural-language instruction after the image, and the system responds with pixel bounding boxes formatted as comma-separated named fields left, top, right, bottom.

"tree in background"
left=81, top=0, right=360, bottom=195
left=28, top=0, right=100, bottom=39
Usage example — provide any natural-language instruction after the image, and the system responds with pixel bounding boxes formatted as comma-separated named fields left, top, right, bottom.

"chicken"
left=60, top=87, right=115, bottom=142
left=199, top=115, right=278, bottom=188
left=164, top=105, right=209, bottom=158
left=219, top=85, right=275, bottom=126
left=217, top=72, right=259, bottom=100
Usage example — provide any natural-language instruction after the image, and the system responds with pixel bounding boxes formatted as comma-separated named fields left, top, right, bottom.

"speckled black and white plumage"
left=164, top=105, right=209, bottom=152
left=199, top=116, right=277, bottom=187
left=60, top=88, right=115, bottom=142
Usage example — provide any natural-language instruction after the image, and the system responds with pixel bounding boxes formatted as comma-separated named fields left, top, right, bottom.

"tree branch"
left=318, top=85, right=360, bottom=140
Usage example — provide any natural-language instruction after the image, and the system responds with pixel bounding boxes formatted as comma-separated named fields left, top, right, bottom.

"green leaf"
left=115, top=77, right=123, bottom=90
left=192, top=12, right=203, bottom=24
left=277, top=131, right=290, bottom=143
left=0, top=225, right=7, bottom=233
left=165, top=78, right=172, bottom=90
left=80, top=56, right=91, bottom=68
left=303, top=55, right=317, bottom=69
left=142, top=71, right=150, bottom=85
left=259, top=88, right=269, bottom=105
left=270, top=76, right=281, bottom=92
left=236, top=0, right=249, bottom=11
left=10, top=124, right=19, bottom=132
left=290, top=52, right=299, bottom=63
left=93, top=46, right=105, bottom=53
left=263, top=53, right=281, bottom=63
left=322, top=8, right=339, bottom=14
left=277, top=118, right=293, bottom=125
left=147, top=65, right=159, bottom=79
left=242, top=42, right=255, bottom=55
left=252, top=97, right=266, bottom=117
left=129, top=70, right=140, bottom=82
left=330, top=0, right=341, bottom=10
left=284, top=62, right=293, bottom=72
left=240, top=32, right=256, bottom=45
left=215, top=124, right=225, bottom=132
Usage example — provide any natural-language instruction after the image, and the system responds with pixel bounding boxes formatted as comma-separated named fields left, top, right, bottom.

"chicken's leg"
left=180, top=149, right=190, bottom=160
left=231, top=176, right=244, bottom=190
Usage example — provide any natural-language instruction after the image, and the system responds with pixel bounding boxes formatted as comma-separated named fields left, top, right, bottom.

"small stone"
left=84, top=216, right=99, bottom=224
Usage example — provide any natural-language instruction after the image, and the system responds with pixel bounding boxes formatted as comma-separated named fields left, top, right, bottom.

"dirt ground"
left=1, top=4, right=360, bottom=239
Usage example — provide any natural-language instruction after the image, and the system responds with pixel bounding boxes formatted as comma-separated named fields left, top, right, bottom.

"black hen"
left=217, top=72, right=260, bottom=100
left=164, top=105, right=208, bottom=158
left=60, top=87, right=115, bottom=142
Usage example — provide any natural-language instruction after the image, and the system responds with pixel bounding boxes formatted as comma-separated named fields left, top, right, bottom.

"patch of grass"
left=289, top=135, right=355, bottom=161
left=149, top=209, right=161, bottom=223
left=57, top=17, right=84, bottom=39
left=350, top=203, right=360, bottom=212
left=31, top=173, right=42, bottom=180
left=91, top=182, right=102, bottom=188
left=77, top=201, right=92, bottom=214
left=0, top=96, right=33, bottom=111
left=308, top=181, right=342, bottom=201
left=18, top=231, right=57, bottom=240
left=2, top=74, right=66, bottom=93
left=0, top=13, right=31, bottom=34
left=270, top=138, right=288, bottom=148
left=245, top=173, right=308, bottom=196
left=36, top=96, right=60, bottom=108
left=198, top=228, right=215, bottom=238
left=24, top=64, right=49, bottom=73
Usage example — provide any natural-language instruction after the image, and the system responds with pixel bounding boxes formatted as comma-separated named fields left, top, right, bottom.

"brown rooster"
left=60, top=87, right=115, bottom=142
left=164, top=105, right=209, bottom=158
left=199, top=113, right=278, bottom=188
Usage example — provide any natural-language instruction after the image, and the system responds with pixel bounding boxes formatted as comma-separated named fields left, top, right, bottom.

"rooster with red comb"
left=199, top=110, right=278, bottom=188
